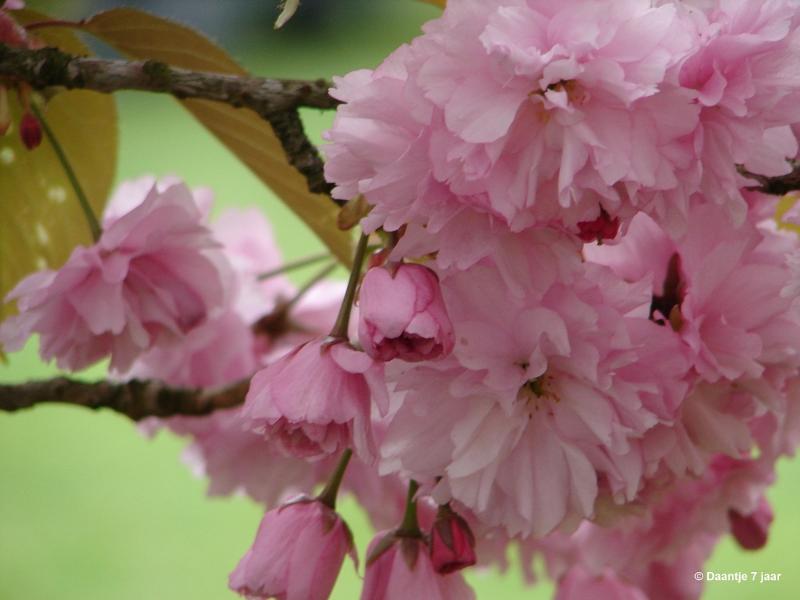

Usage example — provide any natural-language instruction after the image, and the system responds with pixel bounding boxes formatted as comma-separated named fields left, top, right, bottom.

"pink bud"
left=20, top=111, right=42, bottom=150
left=229, top=499, right=357, bottom=600
left=577, top=209, right=620, bottom=243
left=430, top=506, right=476, bottom=574
left=358, top=264, right=455, bottom=362
left=362, top=531, right=474, bottom=600
left=0, top=9, right=28, bottom=47
left=729, top=496, right=773, bottom=551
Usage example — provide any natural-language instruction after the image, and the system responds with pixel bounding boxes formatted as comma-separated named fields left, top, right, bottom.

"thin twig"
left=257, top=251, right=331, bottom=281
left=0, top=42, right=337, bottom=195
left=739, top=163, right=800, bottom=196
left=0, top=44, right=337, bottom=113
left=31, top=103, right=102, bottom=241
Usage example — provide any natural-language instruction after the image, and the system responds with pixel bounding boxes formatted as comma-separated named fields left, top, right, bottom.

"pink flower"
left=429, top=505, right=477, bottom=574
left=587, top=203, right=800, bottom=383
left=242, top=337, right=387, bottom=462
left=729, top=495, right=773, bottom=550
left=358, top=264, right=454, bottom=362
left=324, top=0, right=699, bottom=251
left=229, top=499, right=356, bottom=600
left=556, top=566, right=647, bottom=600
left=361, top=532, right=475, bottom=600
left=0, top=180, right=231, bottom=372
left=382, top=240, right=691, bottom=535
left=677, top=0, right=800, bottom=221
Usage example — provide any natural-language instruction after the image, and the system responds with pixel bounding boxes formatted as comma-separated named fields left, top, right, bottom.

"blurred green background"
left=0, top=2, right=797, bottom=598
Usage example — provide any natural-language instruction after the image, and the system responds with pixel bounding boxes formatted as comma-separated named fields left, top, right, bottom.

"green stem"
left=317, top=448, right=353, bottom=510
left=398, top=479, right=421, bottom=537
left=31, top=104, right=101, bottom=242
left=256, top=251, right=331, bottom=281
left=330, top=232, right=369, bottom=339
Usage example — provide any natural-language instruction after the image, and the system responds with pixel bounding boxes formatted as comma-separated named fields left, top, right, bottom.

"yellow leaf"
left=82, top=8, right=353, bottom=266
left=775, top=192, right=800, bottom=235
left=0, top=9, right=118, bottom=323
left=419, top=0, right=446, bottom=7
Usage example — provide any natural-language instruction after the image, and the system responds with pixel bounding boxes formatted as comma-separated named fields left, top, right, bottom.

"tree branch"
left=0, top=377, right=248, bottom=421
left=0, top=42, right=336, bottom=195
left=739, top=163, right=800, bottom=196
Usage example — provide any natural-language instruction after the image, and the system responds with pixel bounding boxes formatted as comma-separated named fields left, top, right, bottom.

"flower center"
left=517, top=374, right=558, bottom=413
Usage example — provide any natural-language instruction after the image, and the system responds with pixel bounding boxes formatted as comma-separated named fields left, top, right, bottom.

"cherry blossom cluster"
left=4, top=0, right=800, bottom=599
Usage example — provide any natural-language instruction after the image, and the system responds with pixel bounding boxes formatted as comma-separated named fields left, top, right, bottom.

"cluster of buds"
left=0, top=2, right=43, bottom=149
left=0, top=85, right=43, bottom=150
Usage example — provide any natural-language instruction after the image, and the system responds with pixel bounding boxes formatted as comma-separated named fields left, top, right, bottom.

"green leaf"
left=82, top=8, right=353, bottom=266
left=0, top=9, right=118, bottom=323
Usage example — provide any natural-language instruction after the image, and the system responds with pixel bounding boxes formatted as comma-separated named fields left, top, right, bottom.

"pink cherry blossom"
left=324, top=0, right=701, bottom=252
left=0, top=180, right=231, bottom=371
left=361, top=532, right=475, bottom=600
left=382, top=237, right=691, bottom=536
left=587, top=203, right=800, bottom=383
left=358, top=263, right=454, bottom=362
left=229, top=499, right=356, bottom=600
left=242, top=337, right=387, bottom=462
left=676, top=0, right=800, bottom=222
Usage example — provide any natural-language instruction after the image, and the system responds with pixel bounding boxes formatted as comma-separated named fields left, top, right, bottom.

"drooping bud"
left=358, top=263, right=455, bottom=362
left=229, top=498, right=357, bottom=600
left=577, top=208, right=620, bottom=243
left=362, top=530, right=475, bottom=600
left=0, top=86, right=9, bottom=136
left=429, top=505, right=477, bottom=574
left=241, top=337, right=387, bottom=462
left=19, top=111, right=42, bottom=149
left=729, top=497, right=773, bottom=551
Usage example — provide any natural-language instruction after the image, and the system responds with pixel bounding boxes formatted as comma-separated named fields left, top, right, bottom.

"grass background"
left=0, top=2, right=798, bottom=598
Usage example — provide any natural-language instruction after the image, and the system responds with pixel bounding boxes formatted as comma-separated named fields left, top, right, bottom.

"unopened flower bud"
left=358, top=263, right=455, bottom=362
left=729, top=496, right=773, bottom=551
left=19, top=111, right=42, bottom=149
left=230, top=498, right=357, bottom=600
left=430, top=505, right=476, bottom=574
left=362, top=530, right=474, bottom=599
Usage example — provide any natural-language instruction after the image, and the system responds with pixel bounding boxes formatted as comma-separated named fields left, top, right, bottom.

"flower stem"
left=398, top=479, right=422, bottom=537
left=283, top=260, right=338, bottom=311
left=31, top=104, right=101, bottom=242
left=330, top=232, right=369, bottom=339
left=256, top=251, right=331, bottom=281
left=317, top=448, right=353, bottom=510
